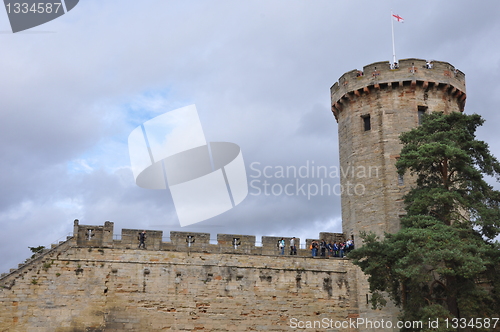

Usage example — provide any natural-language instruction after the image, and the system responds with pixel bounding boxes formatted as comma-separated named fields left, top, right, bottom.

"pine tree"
left=350, top=112, right=500, bottom=330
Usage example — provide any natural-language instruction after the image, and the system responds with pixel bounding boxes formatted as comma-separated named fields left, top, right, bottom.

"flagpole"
left=391, top=10, right=396, bottom=65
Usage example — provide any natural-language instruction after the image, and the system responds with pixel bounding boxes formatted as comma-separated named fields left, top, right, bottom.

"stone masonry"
left=0, top=220, right=361, bottom=332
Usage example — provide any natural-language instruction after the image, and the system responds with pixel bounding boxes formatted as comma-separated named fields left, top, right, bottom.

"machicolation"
left=331, top=58, right=466, bottom=121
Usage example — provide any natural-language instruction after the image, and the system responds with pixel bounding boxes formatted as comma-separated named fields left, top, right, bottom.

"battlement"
left=330, top=58, right=466, bottom=121
left=74, top=220, right=346, bottom=257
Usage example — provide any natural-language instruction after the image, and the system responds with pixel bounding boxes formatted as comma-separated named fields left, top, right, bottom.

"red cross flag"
left=392, top=13, right=404, bottom=23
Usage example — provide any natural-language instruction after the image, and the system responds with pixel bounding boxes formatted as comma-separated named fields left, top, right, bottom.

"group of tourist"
left=309, top=239, right=354, bottom=258
left=138, top=232, right=354, bottom=258
left=277, top=237, right=354, bottom=258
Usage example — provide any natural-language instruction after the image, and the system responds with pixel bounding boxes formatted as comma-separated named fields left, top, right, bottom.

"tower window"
left=398, top=173, right=404, bottom=186
left=362, top=115, right=371, bottom=131
left=418, top=106, right=428, bottom=125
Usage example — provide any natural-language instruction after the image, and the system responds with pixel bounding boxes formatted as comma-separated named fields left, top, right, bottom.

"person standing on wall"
left=138, top=231, right=147, bottom=249
left=290, top=237, right=297, bottom=255
left=327, top=241, right=333, bottom=257
left=278, top=238, right=285, bottom=255
left=320, top=239, right=327, bottom=257
left=311, top=240, right=318, bottom=257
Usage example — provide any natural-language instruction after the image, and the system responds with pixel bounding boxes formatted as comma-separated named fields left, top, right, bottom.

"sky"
left=1, top=0, right=500, bottom=274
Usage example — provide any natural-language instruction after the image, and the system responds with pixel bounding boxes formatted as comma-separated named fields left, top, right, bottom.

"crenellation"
left=170, top=231, right=211, bottom=249
left=216, top=234, right=256, bottom=254
left=63, top=221, right=343, bottom=259
left=319, top=232, right=346, bottom=244
left=120, top=228, right=163, bottom=250
left=362, top=60, right=389, bottom=77
left=75, top=220, right=113, bottom=248
left=330, top=58, right=466, bottom=121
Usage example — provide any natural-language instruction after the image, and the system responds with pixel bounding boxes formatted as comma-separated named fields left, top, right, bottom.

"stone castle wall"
left=0, top=221, right=366, bottom=332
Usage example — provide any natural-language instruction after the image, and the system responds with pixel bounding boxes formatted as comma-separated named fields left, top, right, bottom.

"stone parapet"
left=75, top=219, right=113, bottom=247
left=73, top=221, right=343, bottom=258
left=330, top=58, right=466, bottom=121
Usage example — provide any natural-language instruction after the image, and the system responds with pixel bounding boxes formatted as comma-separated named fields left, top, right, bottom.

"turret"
left=331, top=58, right=466, bottom=239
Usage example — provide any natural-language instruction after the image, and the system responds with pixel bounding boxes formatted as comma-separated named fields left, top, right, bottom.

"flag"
left=392, top=13, right=404, bottom=23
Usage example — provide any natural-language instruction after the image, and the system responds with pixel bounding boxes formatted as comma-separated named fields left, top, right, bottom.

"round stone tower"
left=330, top=58, right=466, bottom=329
left=331, top=58, right=466, bottom=240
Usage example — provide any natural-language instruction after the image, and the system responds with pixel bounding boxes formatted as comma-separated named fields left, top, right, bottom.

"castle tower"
left=330, top=58, right=466, bottom=329
left=331, top=58, right=466, bottom=240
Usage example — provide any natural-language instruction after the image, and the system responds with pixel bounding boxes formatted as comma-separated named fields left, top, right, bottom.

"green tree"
left=28, top=245, right=45, bottom=259
left=350, top=112, right=500, bottom=330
